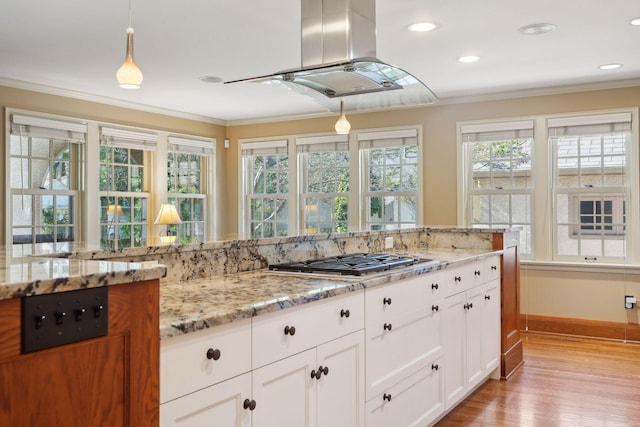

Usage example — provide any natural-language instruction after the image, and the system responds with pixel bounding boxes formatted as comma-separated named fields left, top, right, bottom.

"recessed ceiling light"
left=199, top=76, right=223, bottom=83
left=518, top=23, right=555, bottom=35
left=630, top=17, right=640, bottom=26
left=408, top=22, right=436, bottom=32
left=599, top=64, right=623, bottom=70
left=458, top=55, right=480, bottom=63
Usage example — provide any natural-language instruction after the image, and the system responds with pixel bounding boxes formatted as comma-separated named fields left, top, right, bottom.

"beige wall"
left=3, top=83, right=640, bottom=325
left=0, top=85, right=227, bottom=243
left=226, top=86, right=640, bottom=236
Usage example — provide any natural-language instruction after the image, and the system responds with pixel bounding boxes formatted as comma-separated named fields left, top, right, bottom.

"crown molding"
left=227, top=78, right=640, bottom=126
left=2, top=76, right=639, bottom=128
left=0, top=77, right=227, bottom=126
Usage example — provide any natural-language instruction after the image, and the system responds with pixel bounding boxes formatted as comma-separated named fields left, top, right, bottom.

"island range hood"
left=225, top=0, right=438, bottom=108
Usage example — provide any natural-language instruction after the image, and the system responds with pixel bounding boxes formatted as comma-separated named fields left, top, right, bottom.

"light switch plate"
left=384, top=236, right=394, bottom=249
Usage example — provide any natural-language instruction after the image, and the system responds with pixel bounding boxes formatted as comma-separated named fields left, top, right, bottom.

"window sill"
left=521, top=260, right=640, bottom=275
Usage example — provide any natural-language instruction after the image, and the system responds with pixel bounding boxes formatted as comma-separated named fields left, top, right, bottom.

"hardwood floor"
left=436, top=332, right=640, bottom=426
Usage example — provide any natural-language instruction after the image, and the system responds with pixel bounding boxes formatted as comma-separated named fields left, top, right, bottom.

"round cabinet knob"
left=431, top=283, right=439, bottom=290
left=485, top=295, right=491, bottom=300
left=340, top=309, right=350, bottom=318
left=432, top=363, right=439, bottom=371
left=383, top=297, right=392, bottom=306
left=491, top=265, right=497, bottom=271
left=468, top=303, right=473, bottom=309
left=383, top=323, right=393, bottom=331
left=432, top=304, right=439, bottom=312
left=284, top=325, right=296, bottom=336
left=474, top=270, right=481, bottom=276
left=243, top=399, right=257, bottom=411
left=206, top=348, right=221, bottom=360
left=321, top=366, right=329, bottom=376
left=383, top=393, right=392, bottom=402
left=454, top=276, right=462, bottom=282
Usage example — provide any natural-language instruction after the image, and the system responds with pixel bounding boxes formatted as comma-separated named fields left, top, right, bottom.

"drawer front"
left=440, top=263, right=475, bottom=297
left=365, top=275, right=433, bottom=329
left=483, top=255, right=501, bottom=283
left=365, top=362, right=444, bottom=427
left=252, top=291, right=364, bottom=369
left=160, top=318, right=252, bottom=404
left=365, top=305, right=441, bottom=398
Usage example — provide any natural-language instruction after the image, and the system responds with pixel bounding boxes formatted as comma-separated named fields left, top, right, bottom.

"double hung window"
left=550, top=113, right=631, bottom=261
left=241, top=140, right=289, bottom=239
left=297, top=135, right=350, bottom=234
left=99, top=127, right=156, bottom=249
left=167, top=137, right=213, bottom=244
left=9, top=114, right=85, bottom=244
left=461, top=121, right=534, bottom=256
left=360, top=129, right=420, bottom=230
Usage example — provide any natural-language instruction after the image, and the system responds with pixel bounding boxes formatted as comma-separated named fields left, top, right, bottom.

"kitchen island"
left=0, top=247, right=167, bottom=427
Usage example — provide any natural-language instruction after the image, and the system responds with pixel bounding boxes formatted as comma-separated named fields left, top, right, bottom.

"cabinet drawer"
left=160, top=318, right=252, bottom=404
left=365, top=305, right=441, bottom=399
left=483, top=255, right=501, bottom=283
left=252, top=290, right=364, bottom=369
left=365, top=361, right=444, bottom=427
left=440, top=262, right=476, bottom=297
left=365, top=275, right=433, bottom=329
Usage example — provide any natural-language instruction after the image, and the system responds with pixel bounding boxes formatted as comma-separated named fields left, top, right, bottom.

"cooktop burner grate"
left=268, top=253, right=419, bottom=276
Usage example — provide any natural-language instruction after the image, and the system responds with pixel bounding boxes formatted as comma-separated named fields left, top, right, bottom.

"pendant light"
left=116, top=0, right=143, bottom=89
left=334, top=98, right=351, bottom=135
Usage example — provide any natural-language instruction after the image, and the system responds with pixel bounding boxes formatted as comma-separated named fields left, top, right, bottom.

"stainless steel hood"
left=225, top=0, right=438, bottom=108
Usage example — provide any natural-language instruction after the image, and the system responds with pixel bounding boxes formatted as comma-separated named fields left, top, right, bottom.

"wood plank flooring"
left=436, top=332, right=640, bottom=426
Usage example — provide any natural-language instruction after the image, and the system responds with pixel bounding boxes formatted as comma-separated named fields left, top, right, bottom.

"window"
left=99, top=127, right=156, bottom=249
left=167, top=137, right=213, bottom=244
left=459, top=110, right=637, bottom=264
left=461, top=120, right=534, bottom=256
left=359, top=129, right=420, bottom=230
left=9, top=114, right=85, bottom=244
left=551, top=113, right=631, bottom=261
left=241, top=140, right=289, bottom=239
left=297, top=135, right=350, bottom=234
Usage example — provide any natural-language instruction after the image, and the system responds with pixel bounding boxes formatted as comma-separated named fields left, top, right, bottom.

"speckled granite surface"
left=0, top=248, right=167, bottom=300
left=158, top=248, right=498, bottom=339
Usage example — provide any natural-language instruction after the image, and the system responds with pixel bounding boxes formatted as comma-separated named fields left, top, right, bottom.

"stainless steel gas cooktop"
left=268, top=253, right=421, bottom=276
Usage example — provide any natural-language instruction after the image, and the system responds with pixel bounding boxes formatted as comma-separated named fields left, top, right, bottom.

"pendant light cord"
left=128, top=0, right=133, bottom=28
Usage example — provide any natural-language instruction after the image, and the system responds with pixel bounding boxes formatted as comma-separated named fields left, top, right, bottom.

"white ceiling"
left=1, top=0, right=639, bottom=124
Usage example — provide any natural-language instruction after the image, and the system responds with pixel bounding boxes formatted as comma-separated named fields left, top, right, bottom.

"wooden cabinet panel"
left=0, top=280, right=160, bottom=427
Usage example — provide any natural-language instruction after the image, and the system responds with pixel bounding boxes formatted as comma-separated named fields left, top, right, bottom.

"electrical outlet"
left=625, top=295, right=636, bottom=309
left=384, top=237, right=394, bottom=249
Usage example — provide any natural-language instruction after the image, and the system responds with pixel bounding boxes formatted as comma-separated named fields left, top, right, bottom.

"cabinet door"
left=160, top=373, right=252, bottom=427
left=482, top=279, right=501, bottom=375
left=365, top=363, right=442, bottom=427
left=252, top=348, right=317, bottom=427
left=464, top=285, right=484, bottom=390
left=442, top=291, right=466, bottom=409
left=317, top=331, right=365, bottom=427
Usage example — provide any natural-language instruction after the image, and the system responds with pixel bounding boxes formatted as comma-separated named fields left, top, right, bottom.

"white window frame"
left=358, top=128, right=422, bottom=230
left=166, top=136, right=214, bottom=244
left=459, top=120, right=534, bottom=257
left=7, top=112, right=86, bottom=245
left=457, top=108, right=639, bottom=264
left=296, top=134, right=350, bottom=235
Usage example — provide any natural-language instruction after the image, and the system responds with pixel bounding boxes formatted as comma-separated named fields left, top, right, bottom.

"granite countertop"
left=159, top=248, right=500, bottom=339
left=0, top=246, right=167, bottom=300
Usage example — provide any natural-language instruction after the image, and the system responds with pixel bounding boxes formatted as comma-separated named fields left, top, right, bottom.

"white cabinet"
left=160, top=373, right=252, bottom=427
left=252, top=331, right=365, bottom=427
left=365, top=274, right=442, bottom=399
left=365, top=358, right=444, bottom=427
left=442, top=260, right=502, bottom=410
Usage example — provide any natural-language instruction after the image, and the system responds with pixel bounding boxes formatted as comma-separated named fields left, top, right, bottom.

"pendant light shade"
left=117, top=27, right=143, bottom=89
left=335, top=98, right=351, bottom=135
left=117, top=0, right=143, bottom=89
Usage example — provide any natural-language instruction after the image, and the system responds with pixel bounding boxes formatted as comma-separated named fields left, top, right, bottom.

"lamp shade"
left=107, top=204, right=124, bottom=216
left=154, top=204, right=182, bottom=225
left=117, top=28, right=143, bottom=89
